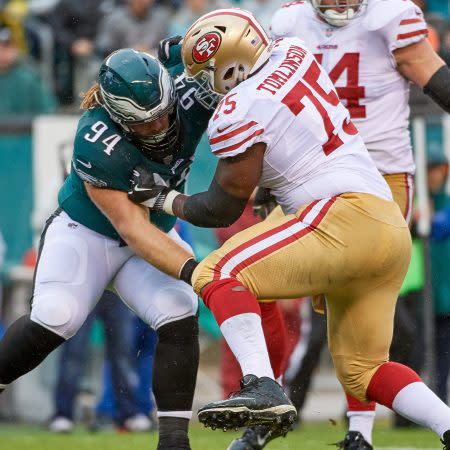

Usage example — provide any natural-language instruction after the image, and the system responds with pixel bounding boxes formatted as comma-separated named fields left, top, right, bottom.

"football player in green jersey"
left=0, top=42, right=215, bottom=450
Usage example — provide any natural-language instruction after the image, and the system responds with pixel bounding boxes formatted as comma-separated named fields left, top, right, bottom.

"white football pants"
left=30, top=210, right=198, bottom=339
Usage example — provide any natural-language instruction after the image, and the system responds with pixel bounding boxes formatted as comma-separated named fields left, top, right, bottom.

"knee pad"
left=31, top=292, right=81, bottom=339
left=148, top=285, right=198, bottom=330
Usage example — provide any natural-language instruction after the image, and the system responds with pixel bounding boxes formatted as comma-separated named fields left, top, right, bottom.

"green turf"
left=0, top=421, right=442, bottom=449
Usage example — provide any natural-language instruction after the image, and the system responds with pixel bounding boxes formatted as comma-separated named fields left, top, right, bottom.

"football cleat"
left=336, top=431, right=373, bottom=450
left=227, top=423, right=289, bottom=450
left=442, top=430, right=450, bottom=450
left=198, top=374, right=297, bottom=431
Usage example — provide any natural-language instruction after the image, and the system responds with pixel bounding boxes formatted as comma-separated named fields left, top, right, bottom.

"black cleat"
left=198, top=374, right=297, bottom=431
left=442, top=430, right=450, bottom=450
left=336, top=431, right=373, bottom=450
left=227, top=423, right=289, bottom=450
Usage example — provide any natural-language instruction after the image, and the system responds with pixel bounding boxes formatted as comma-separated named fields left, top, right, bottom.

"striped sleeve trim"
left=399, top=18, right=423, bottom=26
left=397, top=28, right=428, bottom=40
left=210, top=121, right=258, bottom=145
left=211, top=128, right=265, bottom=156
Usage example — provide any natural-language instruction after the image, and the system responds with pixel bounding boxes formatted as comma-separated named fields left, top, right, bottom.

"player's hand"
left=128, top=165, right=169, bottom=210
left=158, top=35, right=183, bottom=63
left=253, top=187, right=278, bottom=220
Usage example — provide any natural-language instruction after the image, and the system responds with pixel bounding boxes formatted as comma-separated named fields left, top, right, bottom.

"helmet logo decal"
left=192, top=32, right=222, bottom=63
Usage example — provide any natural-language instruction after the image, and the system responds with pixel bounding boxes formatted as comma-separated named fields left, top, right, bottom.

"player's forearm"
left=165, top=180, right=248, bottom=228
left=423, top=65, right=450, bottom=113
left=119, top=214, right=194, bottom=280
left=89, top=186, right=194, bottom=280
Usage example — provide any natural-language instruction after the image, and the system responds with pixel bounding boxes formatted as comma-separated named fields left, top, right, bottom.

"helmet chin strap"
left=323, top=7, right=355, bottom=27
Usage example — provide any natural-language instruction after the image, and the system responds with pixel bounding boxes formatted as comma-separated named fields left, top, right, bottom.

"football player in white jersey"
left=128, top=8, right=450, bottom=450
left=266, top=0, right=450, bottom=448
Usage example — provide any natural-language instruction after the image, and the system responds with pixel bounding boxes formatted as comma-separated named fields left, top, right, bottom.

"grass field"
left=0, top=421, right=444, bottom=450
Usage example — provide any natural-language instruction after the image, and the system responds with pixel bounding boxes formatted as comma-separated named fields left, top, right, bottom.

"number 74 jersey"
left=270, top=0, right=428, bottom=176
left=208, top=37, right=392, bottom=213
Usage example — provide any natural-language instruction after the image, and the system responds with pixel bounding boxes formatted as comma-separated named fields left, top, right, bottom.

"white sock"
left=392, top=381, right=450, bottom=439
left=220, top=313, right=274, bottom=379
left=157, top=411, right=192, bottom=419
left=347, top=410, right=376, bottom=445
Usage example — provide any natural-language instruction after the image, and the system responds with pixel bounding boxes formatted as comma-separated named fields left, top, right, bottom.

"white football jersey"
left=208, top=37, right=392, bottom=214
left=270, top=0, right=429, bottom=175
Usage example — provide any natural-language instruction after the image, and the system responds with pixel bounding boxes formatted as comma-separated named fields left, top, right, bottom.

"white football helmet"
left=311, top=0, right=367, bottom=27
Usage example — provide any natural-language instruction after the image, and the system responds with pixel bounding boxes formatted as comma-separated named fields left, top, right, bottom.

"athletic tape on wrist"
left=162, top=190, right=180, bottom=215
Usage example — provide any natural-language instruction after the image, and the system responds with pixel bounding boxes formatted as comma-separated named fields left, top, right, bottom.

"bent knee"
left=192, top=253, right=222, bottom=295
left=334, top=356, right=386, bottom=402
left=148, top=285, right=198, bottom=330
left=31, top=292, right=84, bottom=339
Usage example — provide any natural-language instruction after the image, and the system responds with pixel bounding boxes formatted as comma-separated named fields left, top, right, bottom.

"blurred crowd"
left=0, top=0, right=449, bottom=111
left=0, top=0, right=291, bottom=108
left=1, top=0, right=450, bottom=435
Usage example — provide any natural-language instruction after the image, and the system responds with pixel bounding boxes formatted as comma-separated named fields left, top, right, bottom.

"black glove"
left=128, top=165, right=169, bottom=211
left=253, top=187, right=278, bottom=220
left=158, top=35, right=183, bottom=63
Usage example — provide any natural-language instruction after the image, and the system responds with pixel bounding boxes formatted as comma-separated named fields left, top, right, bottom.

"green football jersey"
left=58, top=50, right=213, bottom=240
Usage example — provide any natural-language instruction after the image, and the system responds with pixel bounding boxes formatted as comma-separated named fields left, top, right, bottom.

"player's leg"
left=50, top=310, right=96, bottom=432
left=226, top=301, right=290, bottom=450
left=327, top=275, right=450, bottom=447
left=192, top=193, right=415, bottom=436
left=0, top=210, right=115, bottom=392
left=113, top=230, right=199, bottom=450
left=336, top=173, right=415, bottom=449
left=193, top=198, right=347, bottom=430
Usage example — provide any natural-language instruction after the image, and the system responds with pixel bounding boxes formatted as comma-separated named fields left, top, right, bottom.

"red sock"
left=346, top=393, right=376, bottom=412
left=201, top=278, right=261, bottom=326
left=366, top=362, right=422, bottom=409
left=260, top=302, right=288, bottom=379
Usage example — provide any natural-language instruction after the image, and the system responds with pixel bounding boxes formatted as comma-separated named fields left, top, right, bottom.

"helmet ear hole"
left=224, top=67, right=234, bottom=80
left=215, top=25, right=226, bottom=33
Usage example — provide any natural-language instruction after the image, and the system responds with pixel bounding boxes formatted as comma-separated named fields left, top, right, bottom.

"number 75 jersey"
left=208, top=37, right=392, bottom=214
left=270, top=0, right=428, bottom=176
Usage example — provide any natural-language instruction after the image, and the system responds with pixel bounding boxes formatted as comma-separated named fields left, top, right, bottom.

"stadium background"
left=1, top=0, right=450, bottom=448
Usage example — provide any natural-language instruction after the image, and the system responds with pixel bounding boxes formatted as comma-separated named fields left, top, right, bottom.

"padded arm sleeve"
left=423, top=65, right=450, bottom=114
left=182, top=178, right=248, bottom=228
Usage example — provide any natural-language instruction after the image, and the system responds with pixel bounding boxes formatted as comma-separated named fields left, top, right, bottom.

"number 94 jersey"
left=208, top=37, right=392, bottom=214
left=270, top=0, right=428, bottom=176
left=58, top=55, right=213, bottom=240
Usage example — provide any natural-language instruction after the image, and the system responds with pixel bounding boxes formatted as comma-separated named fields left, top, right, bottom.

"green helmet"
left=98, top=48, right=179, bottom=162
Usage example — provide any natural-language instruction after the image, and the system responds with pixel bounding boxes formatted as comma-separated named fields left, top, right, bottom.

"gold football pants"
left=383, top=173, right=414, bottom=224
left=192, top=193, right=411, bottom=401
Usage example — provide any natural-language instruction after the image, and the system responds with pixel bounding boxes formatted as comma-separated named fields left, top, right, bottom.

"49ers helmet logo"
left=192, top=32, right=222, bottom=63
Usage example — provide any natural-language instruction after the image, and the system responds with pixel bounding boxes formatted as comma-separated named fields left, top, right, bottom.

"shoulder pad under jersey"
left=270, top=1, right=312, bottom=38
left=362, top=0, right=422, bottom=31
